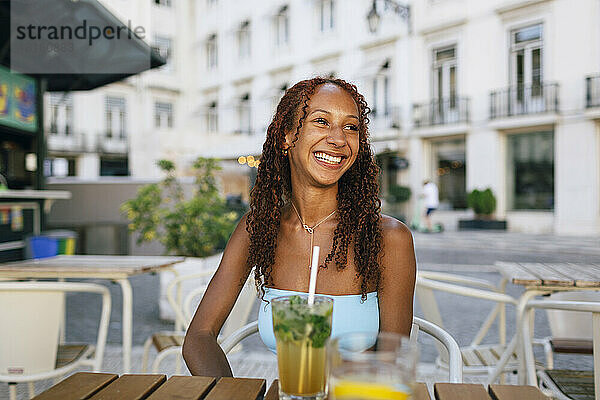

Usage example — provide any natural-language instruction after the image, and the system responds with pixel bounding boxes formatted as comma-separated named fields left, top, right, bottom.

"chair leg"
left=9, top=383, right=17, bottom=400
left=141, top=336, right=153, bottom=373
left=28, top=381, right=35, bottom=399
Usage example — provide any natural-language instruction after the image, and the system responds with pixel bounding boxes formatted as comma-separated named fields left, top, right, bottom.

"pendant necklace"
left=291, top=202, right=337, bottom=269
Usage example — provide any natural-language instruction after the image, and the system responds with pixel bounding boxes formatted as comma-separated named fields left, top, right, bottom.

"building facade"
left=44, top=0, right=195, bottom=180
left=46, top=0, right=600, bottom=235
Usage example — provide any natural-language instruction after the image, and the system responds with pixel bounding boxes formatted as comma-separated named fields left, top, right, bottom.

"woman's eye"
left=345, top=124, right=359, bottom=132
left=314, top=118, right=328, bottom=125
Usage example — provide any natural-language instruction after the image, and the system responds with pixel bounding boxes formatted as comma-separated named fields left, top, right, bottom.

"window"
left=153, top=36, right=173, bottom=72
left=507, top=131, right=554, bottom=210
left=271, top=83, right=288, bottom=112
left=274, top=5, right=289, bottom=47
left=371, top=60, right=390, bottom=118
left=432, top=138, right=466, bottom=209
left=318, top=0, right=335, bottom=33
left=154, top=0, right=171, bottom=7
left=48, top=157, right=76, bottom=177
left=207, top=101, right=218, bottom=133
left=105, top=96, right=126, bottom=139
left=48, top=93, right=73, bottom=135
left=206, top=34, right=218, bottom=69
left=432, top=45, right=457, bottom=120
left=100, top=157, right=129, bottom=176
left=237, top=93, right=251, bottom=134
left=155, top=102, right=174, bottom=129
left=511, top=24, right=543, bottom=101
left=237, top=20, right=251, bottom=59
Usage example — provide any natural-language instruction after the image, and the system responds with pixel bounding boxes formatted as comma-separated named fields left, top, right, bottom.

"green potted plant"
left=459, top=188, right=506, bottom=230
left=121, top=157, right=244, bottom=319
left=385, top=184, right=411, bottom=222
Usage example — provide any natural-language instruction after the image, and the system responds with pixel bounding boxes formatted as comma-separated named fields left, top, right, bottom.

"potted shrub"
left=459, top=188, right=507, bottom=230
left=121, top=157, right=244, bottom=320
left=385, top=184, right=411, bottom=222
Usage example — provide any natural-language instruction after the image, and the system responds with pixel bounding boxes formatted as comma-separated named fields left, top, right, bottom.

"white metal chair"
left=521, top=299, right=600, bottom=400
left=220, top=316, right=464, bottom=383
left=141, top=272, right=257, bottom=373
left=416, top=270, right=519, bottom=382
left=0, top=281, right=111, bottom=400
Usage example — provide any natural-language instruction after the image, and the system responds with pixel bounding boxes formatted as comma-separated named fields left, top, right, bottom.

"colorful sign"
left=0, top=65, right=37, bottom=132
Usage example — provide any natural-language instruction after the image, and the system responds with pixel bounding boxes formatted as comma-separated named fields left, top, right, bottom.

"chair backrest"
left=412, top=317, right=463, bottom=383
left=219, top=316, right=464, bottom=383
left=522, top=299, right=600, bottom=393
left=0, top=286, right=63, bottom=375
left=220, top=276, right=257, bottom=340
left=0, top=281, right=111, bottom=378
left=545, top=291, right=600, bottom=340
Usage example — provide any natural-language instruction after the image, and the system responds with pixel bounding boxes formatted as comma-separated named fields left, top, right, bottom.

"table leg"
left=117, top=278, right=133, bottom=373
left=487, top=289, right=548, bottom=385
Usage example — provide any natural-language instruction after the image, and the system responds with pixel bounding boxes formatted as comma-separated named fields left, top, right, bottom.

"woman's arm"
left=377, top=215, right=417, bottom=336
left=182, top=214, right=251, bottom=377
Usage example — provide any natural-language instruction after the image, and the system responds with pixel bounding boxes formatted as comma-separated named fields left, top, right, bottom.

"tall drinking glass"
left=272, top=295, right=334, bottom=400
left=328, top=332, right=418, bottom=400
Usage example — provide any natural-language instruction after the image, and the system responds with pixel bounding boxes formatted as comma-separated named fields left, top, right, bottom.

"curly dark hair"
left=246, top=77, right=383, bottom=301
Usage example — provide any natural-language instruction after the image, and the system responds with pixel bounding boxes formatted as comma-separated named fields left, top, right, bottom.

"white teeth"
left=314, top=152, right=342, bottom=165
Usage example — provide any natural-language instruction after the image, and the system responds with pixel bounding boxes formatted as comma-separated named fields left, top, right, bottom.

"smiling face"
left=284, top=83, right=360, bottom=188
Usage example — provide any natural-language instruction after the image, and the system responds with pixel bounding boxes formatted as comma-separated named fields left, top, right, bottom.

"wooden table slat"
left=413, top=382, right=432, bottom=400
left=557, top=263, right=600, bottom=287
left=264, top=380, right=279, bottom=400
left=434, top=383, right=491, bottom=400
left=145, top=376, right=216, bottom=400
left=495, top=262, right=542, bottom=286
left=204, top=377, right=266, bottom=400
left=488, top=384, right=549, bottom=400
left=88, top=374, right=166, bottom=400
left=525, top=263, right=574, bottom=286
left=32, top=372, right=117, bottom=400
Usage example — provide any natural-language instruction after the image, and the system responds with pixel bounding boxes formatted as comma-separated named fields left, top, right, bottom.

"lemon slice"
left=333, top=380, right=411, bottom=400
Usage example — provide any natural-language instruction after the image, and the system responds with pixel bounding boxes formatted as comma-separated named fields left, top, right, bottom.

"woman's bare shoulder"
left=380, top=214, right=413, bottom=244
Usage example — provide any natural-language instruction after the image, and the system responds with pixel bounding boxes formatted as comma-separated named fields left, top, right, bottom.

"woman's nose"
left=326, top=125, right=346, bottom=147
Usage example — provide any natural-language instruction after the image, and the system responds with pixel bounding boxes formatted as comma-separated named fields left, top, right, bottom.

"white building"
left=45, top=0, right=195, bottom=180
left=46, top=0, right=600, bottom=235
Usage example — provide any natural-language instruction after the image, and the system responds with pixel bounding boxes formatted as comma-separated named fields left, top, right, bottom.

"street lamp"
left=366, top=0, right=411, bottom=34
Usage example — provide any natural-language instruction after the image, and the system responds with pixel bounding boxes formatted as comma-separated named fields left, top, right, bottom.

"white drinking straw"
left=307, top=245, right=320, bottom=305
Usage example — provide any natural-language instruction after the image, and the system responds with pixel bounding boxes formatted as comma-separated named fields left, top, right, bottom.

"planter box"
left=458, top=219, right=507, bottom=230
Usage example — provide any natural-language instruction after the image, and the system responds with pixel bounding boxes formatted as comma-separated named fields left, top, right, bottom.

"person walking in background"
left=422, top=179, right=439, bottom=232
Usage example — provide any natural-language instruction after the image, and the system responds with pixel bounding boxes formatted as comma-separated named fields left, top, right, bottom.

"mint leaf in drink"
left=272, top=295, right=333, bottom=348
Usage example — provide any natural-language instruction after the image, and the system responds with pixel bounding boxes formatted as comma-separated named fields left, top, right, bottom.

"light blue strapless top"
left=258, top=287, right=379, bottom=353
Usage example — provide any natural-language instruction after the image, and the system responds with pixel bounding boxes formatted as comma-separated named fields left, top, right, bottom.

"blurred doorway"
left=430, top=138, right=466, bottom=209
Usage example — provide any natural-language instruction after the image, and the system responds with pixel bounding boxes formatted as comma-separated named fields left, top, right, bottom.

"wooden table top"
left=0, top=255, right=185, bottom=278
left=33, top=373, right=549, bottom=400
left=495, top=261, right=600, bottom=288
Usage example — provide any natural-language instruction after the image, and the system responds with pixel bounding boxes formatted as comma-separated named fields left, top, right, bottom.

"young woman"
left=183, top=77, right=416, bottom=377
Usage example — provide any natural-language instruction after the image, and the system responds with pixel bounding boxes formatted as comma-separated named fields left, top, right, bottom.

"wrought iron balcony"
left=412, top=97, right=470, bottom=128
left=490, top=82, right=559, bottom=119
left=586, top=75, right=600, bottom=108
left=369, top=106, right=401, bottom=132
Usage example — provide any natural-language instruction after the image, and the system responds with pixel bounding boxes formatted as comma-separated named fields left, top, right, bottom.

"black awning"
left=0, top=0, right=166, bottom=91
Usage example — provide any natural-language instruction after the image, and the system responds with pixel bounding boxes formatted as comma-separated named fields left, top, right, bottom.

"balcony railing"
left=490, top=82, right=559, bottom=119
left=412, top=97, right=470, bottom=128
left=586, top=75, right=600, bottom=108
left=369, top=106, right=401, bottom=134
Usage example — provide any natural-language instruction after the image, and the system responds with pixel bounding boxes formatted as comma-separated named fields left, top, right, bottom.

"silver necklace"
left=291, top=202, right=336, bottom=268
